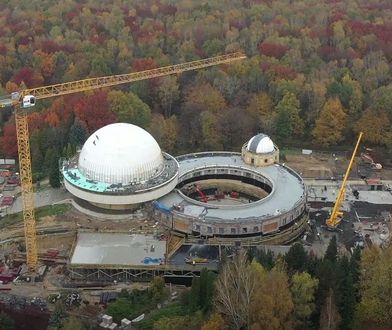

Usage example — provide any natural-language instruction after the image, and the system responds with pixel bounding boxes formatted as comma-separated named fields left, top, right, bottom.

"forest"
left=0, top=0, right=391, bottom=183
left=0, top=1, right=391, bottom=329
left=39, top=241, right=392, bottom=329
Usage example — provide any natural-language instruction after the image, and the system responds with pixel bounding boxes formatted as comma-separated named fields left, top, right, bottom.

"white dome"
left=247, top=134, right=275, bottom=154
left=78, top=123, right=163, bottom=184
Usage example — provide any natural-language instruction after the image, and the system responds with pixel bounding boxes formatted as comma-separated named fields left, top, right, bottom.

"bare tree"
left=320, top=289, right=341, bottom=330
left=214, top=249, right=255, bottom=329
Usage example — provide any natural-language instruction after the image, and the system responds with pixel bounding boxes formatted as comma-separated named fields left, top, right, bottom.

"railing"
left=184, top=213, right=309, bottom=246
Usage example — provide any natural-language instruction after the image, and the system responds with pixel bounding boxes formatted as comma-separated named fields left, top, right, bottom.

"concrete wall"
left=187, top=179, right=269, bottom=199
left=64, top=175, right=178, bottom=208
left=155, top=201, right=306, bottom=237
left=241, top=145, right=279, bottom=167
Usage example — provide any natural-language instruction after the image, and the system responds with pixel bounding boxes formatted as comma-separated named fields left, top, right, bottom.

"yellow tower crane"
left=0, top=52, right=246, bottom=271
left=326, top=132, right=363, bottom=229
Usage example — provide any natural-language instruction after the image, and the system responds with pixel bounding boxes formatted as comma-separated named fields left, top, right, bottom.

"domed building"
left=62, top=123, right=179, bottom=211
left=241, top=133, right=279, bottom=166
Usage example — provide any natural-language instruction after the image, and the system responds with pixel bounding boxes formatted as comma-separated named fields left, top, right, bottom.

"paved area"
left=158, top=152, right=306, bottom=221
left=71, top=233, right=166, bottom=266
left=6, top=188, right=71, bottom=215
left=306, top=179, right=392, bottom=205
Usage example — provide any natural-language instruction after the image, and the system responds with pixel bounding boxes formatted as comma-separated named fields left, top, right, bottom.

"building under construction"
left=66, top=131, right=308, bottom=282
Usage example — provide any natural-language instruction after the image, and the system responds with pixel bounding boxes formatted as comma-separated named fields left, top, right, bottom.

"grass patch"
left=138, top=304, right=189, bottom=330
left=106, top=289, right=155, bottom=324
left=280, top=147, right=302, bottom=156
left=36, top=204, right=71, bottom=218
left=0, top=204, right=71, bottom=229
left=0, top=212, right=23, bottom=228
left=34, top=182, right=50, bottom=193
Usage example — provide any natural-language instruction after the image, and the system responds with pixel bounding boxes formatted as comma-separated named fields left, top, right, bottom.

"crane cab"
left=22, top=95, right=36, bottom=108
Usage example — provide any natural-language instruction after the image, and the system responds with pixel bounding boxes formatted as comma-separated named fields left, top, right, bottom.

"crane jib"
left=22, top=52, right=246, bottom=100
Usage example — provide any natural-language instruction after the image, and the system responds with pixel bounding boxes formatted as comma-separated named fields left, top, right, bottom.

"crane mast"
left=15, top=108, right=38, bottom=267
left=1, top=52, right=246, bottom=271
left=326, top=132, right=363, bottom=229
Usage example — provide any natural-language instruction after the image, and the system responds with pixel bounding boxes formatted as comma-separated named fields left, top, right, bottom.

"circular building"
left=63, top=123, right=179, bottom=210
left=154, top=134, right=306, bottom=239
left=242, top=133, right=279, bottom=166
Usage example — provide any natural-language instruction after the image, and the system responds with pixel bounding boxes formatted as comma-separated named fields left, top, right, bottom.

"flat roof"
left=70, top=233, right=166, bottom=266
left=157, top=152, right=306, bottom=222
left=63, top=153, right=178, bottom=195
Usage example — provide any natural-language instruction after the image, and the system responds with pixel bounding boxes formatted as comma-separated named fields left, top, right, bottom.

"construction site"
left=0, top=54, right=391, bottom=328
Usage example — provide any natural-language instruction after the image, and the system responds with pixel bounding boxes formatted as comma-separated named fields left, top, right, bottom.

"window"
left=231, top=228, right=236, bottom=234
left=253, top=226, right=259, bottom=232
left=207, top=227, right=212, bottom=233
left=242, top=227, right=247, bottom=233
left=219, top=228, right=224, bottom=234
left=251, top=158, right=254, bottom=164
left=264, top=159, right=268, bottom=163
left=196, top=225, right=201, bottom=231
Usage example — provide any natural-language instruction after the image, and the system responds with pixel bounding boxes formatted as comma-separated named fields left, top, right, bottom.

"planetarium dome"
left=246, top=133, right=274, bottom=154
left=78, top=123, right=164, bottom=185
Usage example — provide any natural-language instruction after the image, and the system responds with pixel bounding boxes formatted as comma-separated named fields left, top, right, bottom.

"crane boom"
left=1, top=52, right=246, bottom=106
left=326, top=132, right=363, bottom=229
left=1, top=52, right=246, bottom=271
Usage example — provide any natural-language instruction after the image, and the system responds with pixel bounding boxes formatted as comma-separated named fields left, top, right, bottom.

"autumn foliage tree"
left=259, top=42, right=289, bottom=59
left=355, top=109, right=391, bottom=145
left=2, top=123, right=18, bottom=157
left=185, top=84, right=226, bottom=114
left=74, top=91, right=116, bottom=133
left=312, top=98, right=347, bottom=147
left=274, top=92, right=304, bottom=144
left=202, top=313, right=228, bottom=330
left=249, top=262, right=294, bottom=330
left=11, top=67, right=44, bottom=87
left=291, top=272, right=319, bottom=328
left=148, top=114, right=177, bottom=152
left=357, top=245, right=392, bottom=328
left=247, top=92, right=274, bottom=133
left=107, top=90, right=151, bottom=128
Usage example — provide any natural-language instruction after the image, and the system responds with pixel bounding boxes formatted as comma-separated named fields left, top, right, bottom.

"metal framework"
left=15, top=106, right=38, bottom=268
left=68, top=265, right=204, bottom=282
left=17, top=52, right=246, bottom=102
left=2, top=52, right=246, bottom=271
left=326, top=132, right=363, bottom=229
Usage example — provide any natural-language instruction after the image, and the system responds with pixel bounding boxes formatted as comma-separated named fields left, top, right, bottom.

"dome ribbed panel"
left=78, top=123, right=164, bottom=185
left=247, top=133, right=274, bottom=154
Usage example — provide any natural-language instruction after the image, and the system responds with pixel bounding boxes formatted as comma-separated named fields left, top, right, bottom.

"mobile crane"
left=326, top=132, right=363, bottom=229
left=0, top=52, right=246, bottom=271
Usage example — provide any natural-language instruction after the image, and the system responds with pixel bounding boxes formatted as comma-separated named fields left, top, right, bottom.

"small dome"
left=247, top=133, right=275, bottom=154
left=78, top=123, right=163, bottom=184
